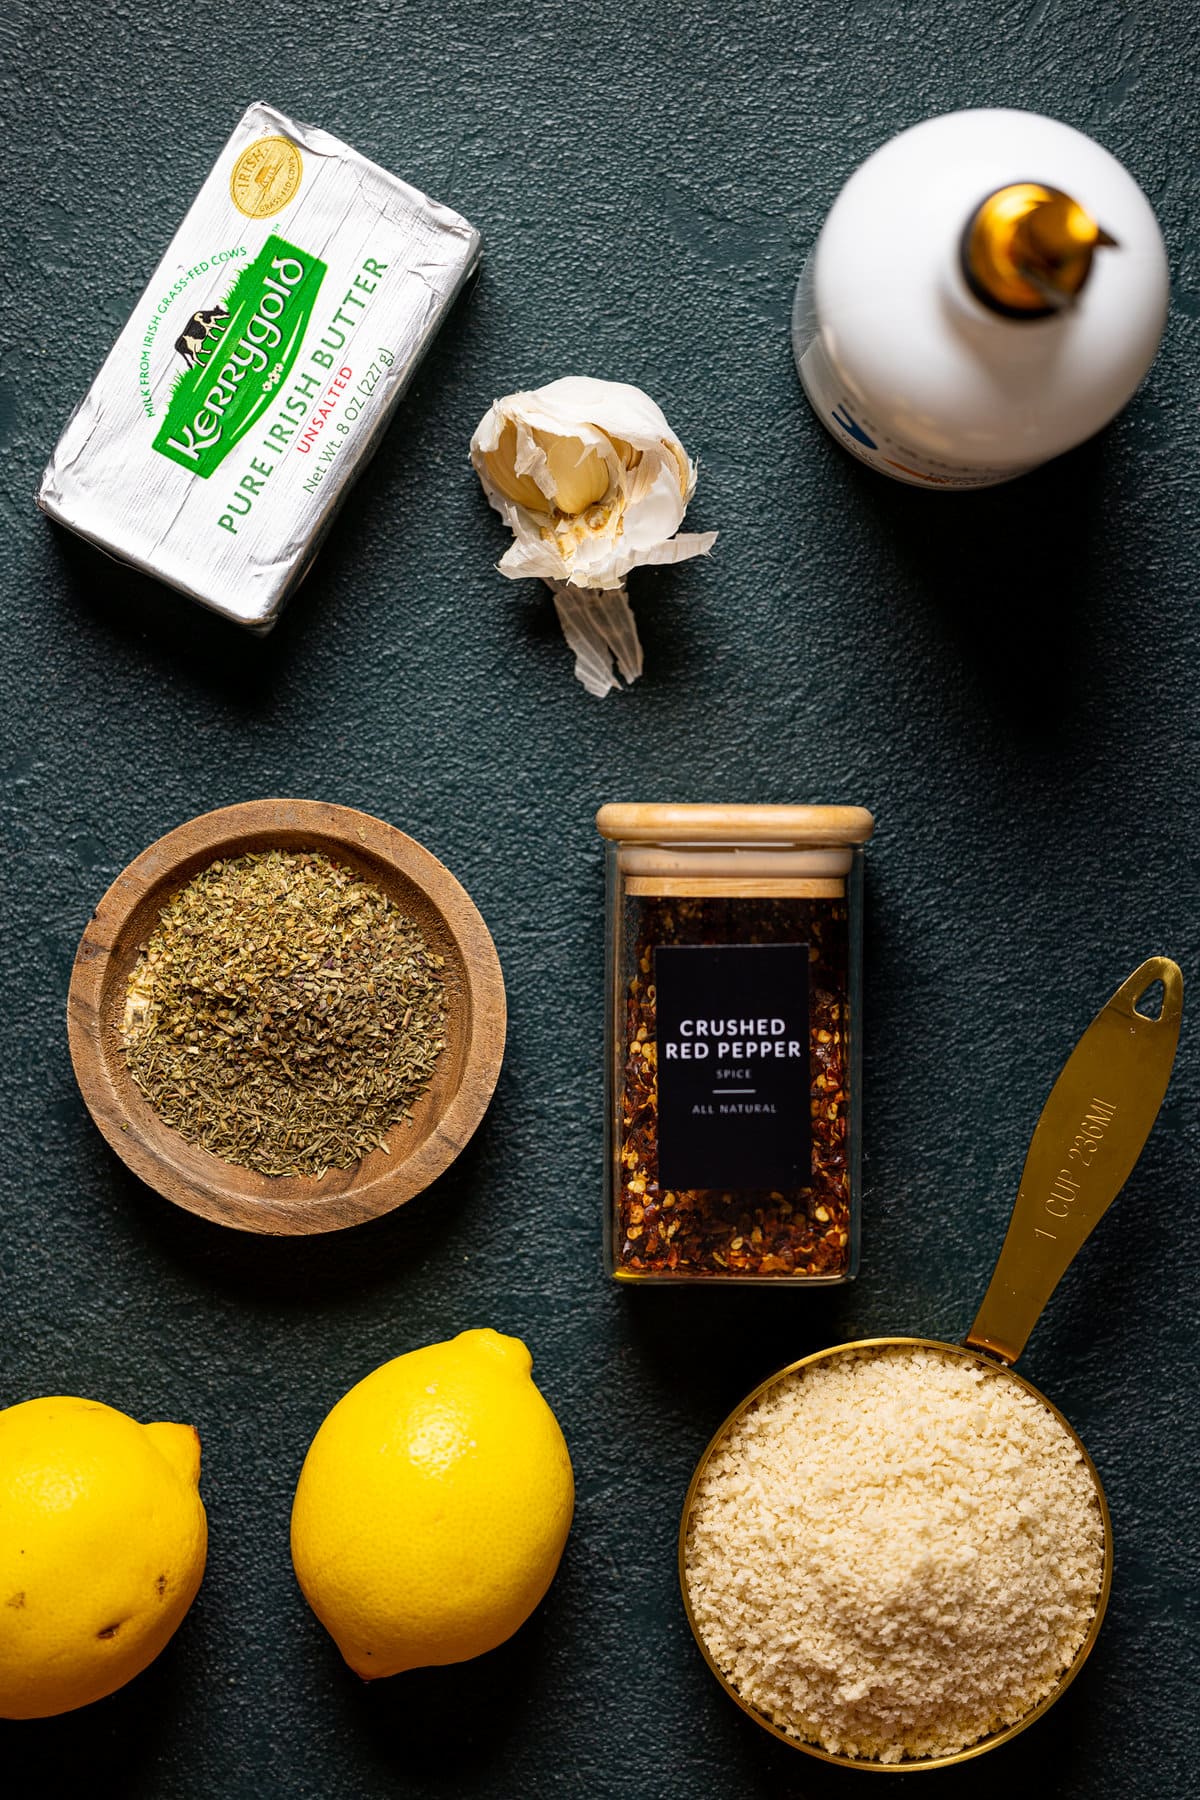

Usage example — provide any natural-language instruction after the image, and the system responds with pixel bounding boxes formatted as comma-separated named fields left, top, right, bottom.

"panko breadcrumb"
left=683, top=1345, right=1105, bottom=1764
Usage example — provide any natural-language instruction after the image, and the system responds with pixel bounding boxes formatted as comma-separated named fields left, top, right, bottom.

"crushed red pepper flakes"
left=616, top=897, right=852, bottom=1279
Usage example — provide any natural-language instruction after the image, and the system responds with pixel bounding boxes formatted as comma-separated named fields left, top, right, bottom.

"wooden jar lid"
left=595, top=803, right=875, bottom=846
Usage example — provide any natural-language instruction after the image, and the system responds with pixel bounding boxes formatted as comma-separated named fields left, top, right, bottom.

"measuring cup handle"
left=965, top=957, right=1182, bottom=1365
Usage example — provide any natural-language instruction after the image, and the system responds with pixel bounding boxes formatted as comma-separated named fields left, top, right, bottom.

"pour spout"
left=963, top=182, right=1118, bottom=318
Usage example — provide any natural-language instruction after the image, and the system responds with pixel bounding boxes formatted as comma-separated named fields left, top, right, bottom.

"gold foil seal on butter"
left=230, top=135, right=304, bottom=218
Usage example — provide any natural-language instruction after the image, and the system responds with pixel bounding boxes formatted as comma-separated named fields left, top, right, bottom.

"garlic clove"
left=533, top=430, right=611, bottom=514
left=484, top=421, right=551, bottom=511
left=482, top=422, right=614, bottom=517
left=663, top=437, right=691, bottom=498
left=604, top=434, right=644, bottom=473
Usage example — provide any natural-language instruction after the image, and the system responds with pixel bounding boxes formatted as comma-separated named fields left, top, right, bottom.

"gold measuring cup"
left=679, top=956, right=1183, bottom=1771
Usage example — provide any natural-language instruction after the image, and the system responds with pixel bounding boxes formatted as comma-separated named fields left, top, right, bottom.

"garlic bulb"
left=470, top=377, right=716, bottom=697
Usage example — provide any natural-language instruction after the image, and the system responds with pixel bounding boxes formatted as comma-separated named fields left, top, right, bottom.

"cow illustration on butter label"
left=174, top=307, right=229, bottom=369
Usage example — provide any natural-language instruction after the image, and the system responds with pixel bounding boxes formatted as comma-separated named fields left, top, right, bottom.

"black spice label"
left=654, top=942, right=811, bottom=1192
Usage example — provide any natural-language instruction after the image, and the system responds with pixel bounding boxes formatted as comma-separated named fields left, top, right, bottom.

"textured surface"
left=2, top=1, right=1198, bottom=1795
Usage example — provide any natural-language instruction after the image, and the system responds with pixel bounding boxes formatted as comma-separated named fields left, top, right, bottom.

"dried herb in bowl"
left=122, top=849, right=447, bottom=1179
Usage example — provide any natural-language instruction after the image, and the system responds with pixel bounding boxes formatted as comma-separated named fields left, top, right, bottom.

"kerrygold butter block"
left=37, top=102, right=481, bottom=632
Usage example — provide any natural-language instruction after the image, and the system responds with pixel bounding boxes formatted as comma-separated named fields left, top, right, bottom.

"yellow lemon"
left=0, top=1397, right=207, bottom=1719
left=291, top=1328, right=574, bottom=1677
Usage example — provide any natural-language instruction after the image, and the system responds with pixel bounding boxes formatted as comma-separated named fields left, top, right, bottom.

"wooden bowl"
left=68, top=800, right=506, bottom=1235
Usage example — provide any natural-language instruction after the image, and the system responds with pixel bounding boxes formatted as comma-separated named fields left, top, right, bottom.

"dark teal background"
left=3, top=2, right=1198, bottom=1795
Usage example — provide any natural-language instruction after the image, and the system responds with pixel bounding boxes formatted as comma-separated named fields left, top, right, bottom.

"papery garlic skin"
left=470, top=377, right=715, bottom=592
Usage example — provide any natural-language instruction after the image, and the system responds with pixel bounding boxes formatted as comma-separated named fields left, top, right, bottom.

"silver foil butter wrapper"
left=38, top=101, right=481, bottom=631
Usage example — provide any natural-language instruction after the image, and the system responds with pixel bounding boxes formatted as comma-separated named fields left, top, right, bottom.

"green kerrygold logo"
left=153, top=236, right=327, bottom=478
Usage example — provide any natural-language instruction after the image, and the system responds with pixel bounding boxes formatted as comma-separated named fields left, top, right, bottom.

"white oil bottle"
left=792, top=108, right=1169, bottom=488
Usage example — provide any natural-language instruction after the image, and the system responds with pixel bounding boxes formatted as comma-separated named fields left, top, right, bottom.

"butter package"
left=38, top=102, right=480, bottom=631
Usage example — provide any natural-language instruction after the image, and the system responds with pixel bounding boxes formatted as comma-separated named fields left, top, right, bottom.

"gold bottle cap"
left=962, top=182, right=1118, bottom=319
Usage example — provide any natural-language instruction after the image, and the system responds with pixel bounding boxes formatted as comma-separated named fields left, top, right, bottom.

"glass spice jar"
left=597, top=804, right=874, bottom=1284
